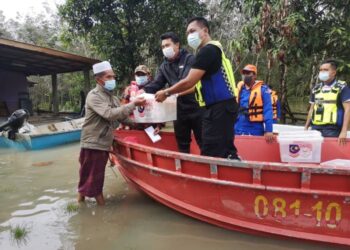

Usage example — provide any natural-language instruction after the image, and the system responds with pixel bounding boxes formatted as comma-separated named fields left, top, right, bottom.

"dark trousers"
left=201, top=99, right=239, bottom=158
left=173, top=109, right=203, bottom=153
left=78, top=148, right=109, bottom=197
left=313, top=127, right=341, bottom=137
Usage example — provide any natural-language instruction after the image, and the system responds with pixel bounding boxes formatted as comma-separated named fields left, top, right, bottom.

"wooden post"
left=51, top=74, right=58, bottom=115
left=83, top=69, right=90, bottom=95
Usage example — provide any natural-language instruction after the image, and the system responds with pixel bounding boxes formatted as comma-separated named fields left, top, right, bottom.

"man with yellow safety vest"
left=305, top=59, right=350, bottom=145
left=235, top=64, right=274, bottom=143
left=155, top=17, right=239, bottom=159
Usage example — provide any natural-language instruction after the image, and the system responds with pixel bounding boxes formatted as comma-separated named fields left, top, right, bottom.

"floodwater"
left=0, top=143, right=346, bottom=250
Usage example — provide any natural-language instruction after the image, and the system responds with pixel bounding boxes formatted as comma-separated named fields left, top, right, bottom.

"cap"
left=93, top=61, right=112, bottom=74
left=241, top=64, right=257, bottom=75
left=134, top=65, right=150, bottom=74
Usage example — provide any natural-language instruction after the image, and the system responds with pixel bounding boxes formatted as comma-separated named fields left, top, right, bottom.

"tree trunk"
left=266, top=51, right=272, bottom=84
left=279, top=62, right=288, bottom=124
left=309, top=55, right=318, bottom=91
left=255, top=52, right=260, bottom=68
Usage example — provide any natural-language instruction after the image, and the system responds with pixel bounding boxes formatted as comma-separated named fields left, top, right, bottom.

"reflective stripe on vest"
left=271, top=90, right=278, bottom=120
left=312, top=81, right=345, bottom=125
left=194, top=82, right=205, bottom=107
left=199, top=41, right=237, bottom=106
left=237, top=80, right=264, bottom=122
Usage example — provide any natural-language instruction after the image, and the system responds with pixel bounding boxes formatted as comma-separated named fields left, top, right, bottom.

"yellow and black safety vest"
left=312, top=81, right=346, bottom=125
left=198, top=41, right=237, bottom=106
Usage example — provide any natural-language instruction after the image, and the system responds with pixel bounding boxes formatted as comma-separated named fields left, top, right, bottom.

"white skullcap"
left=93, top=61, right=112, bottom=74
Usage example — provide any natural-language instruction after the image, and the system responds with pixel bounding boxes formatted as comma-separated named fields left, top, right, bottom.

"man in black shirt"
left=144, top=32, right=202, bottom=153
left=155, top=17, right=239, bottom=159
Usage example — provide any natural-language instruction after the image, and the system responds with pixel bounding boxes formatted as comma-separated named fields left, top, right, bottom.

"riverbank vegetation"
left=10, top=224, right=29, bottom=245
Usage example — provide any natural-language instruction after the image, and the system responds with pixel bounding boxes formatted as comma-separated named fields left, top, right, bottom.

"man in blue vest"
left=155, top=17, right=239, bottom=159
left=305, top=59, right=350, bottom=145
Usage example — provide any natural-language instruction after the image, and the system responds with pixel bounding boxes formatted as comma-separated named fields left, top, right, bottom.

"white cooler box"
left=277, top=131, right=324, bottom=163
left=132, top=93, right=177, bottom=123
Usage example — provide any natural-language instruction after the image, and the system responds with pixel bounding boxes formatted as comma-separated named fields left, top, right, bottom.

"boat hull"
left=112, top=130, right=350, bottom=247
left=0, top=130, right=81, bottom=150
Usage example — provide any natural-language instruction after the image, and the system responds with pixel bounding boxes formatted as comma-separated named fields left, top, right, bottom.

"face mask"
left=319, top=71, right=330, bottom=82
left=243, top=75, right=253, bottom=85
left=187, top=32, right=202, bottom=50
left=162, top=47, right=176, bottom=59
left=103, top=79, right=116, bottom=91
left=135, top=76, right=148, bottom=86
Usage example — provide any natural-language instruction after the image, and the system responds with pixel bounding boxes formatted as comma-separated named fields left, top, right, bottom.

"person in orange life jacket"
left=120, top=65, right=162, bottom=134
left=155, top=17, right=239, bottom=159
left=267, top=85, right=281, bottom=123
left=305, top=59, right=350, bottom=145
left=235, top=64, right=274, bottom=143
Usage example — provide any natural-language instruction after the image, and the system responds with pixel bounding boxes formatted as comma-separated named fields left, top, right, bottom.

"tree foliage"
left=59, top=0, right=207, bottom=83
left=221, top=0, right=350, bottom=123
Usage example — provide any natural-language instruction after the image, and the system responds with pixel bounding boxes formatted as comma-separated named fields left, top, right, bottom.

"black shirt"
left=191, top=44, right=222, bottom=79
left=144, top=49, right=201, bottom=114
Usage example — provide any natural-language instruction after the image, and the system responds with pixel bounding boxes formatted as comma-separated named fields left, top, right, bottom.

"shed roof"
left=0, top=38, right=100, bottom=76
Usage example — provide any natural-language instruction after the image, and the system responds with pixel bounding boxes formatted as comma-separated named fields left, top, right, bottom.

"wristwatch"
left=165, top=90, right=171, bottom=97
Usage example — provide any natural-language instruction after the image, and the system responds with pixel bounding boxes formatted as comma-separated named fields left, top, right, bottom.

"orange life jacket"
left=237, top=80, right=264, bottom=122
left=271, top=90, right=278, bottom=120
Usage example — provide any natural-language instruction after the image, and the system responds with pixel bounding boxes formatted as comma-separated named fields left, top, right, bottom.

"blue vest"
left=199, top=41, right=236, bottom=106
left=201, top=68, right=235, bottom=106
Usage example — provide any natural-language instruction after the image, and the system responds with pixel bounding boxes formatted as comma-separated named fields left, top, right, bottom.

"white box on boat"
left=132, top=93, right=177, bottom=123
left=320, top=159, right=350, bottom=168
left=277, top=131, right=324, bottom=163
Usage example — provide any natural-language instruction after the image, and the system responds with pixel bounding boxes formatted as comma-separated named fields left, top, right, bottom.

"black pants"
left=313, top=127, right=340, bottom=137
left=173, top=109, right=203, bottom=153
left=201, top=99, right=239, bottom=158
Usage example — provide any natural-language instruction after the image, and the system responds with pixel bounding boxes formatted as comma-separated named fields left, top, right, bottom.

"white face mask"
left=135, top=76, right=148, bottom=86
left=162, top=47, right=176, bottom=59
left=319, top=71, right=330, bottom=82
left=187, top=32, right=202, bottom=50
left=103, top=79, right=116, bottom=91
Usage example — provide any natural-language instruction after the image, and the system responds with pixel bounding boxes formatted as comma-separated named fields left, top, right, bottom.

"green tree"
left=222, top=0, right=350, bottom=123
left=0, top=11, right=13, bottom=39
left=59, top=0, right=207, bottom=83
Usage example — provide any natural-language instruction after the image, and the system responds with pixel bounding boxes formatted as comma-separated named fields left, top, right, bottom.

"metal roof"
left=0, top=38, right=100, bottom=76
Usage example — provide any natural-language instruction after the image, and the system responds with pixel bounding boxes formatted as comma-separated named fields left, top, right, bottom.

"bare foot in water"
left=95, top=194, right=105, bottom=206
left=77, top=193, right=85, bottom=203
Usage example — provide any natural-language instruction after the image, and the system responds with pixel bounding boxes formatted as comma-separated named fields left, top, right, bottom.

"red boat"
left=111, top=130, right=350, bottom=247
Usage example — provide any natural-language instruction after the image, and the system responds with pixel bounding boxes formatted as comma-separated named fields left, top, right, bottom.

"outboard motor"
left=0, top=109, right=29, bottom=140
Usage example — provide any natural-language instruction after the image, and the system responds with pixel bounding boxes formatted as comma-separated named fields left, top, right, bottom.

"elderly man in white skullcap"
left=78, top=61, right=145, bottom=205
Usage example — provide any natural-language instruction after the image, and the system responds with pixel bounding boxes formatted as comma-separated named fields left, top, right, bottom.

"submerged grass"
left=66, top=202, right=80, bottom=213
left=10, top=224, right=29, bottom=246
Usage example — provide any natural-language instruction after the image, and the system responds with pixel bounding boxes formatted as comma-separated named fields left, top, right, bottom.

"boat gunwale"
left=114, top=134, right=350, bottom=176
left=29, top=129, right=82, bottom=138
left=116, top=154, right=350, bottom=197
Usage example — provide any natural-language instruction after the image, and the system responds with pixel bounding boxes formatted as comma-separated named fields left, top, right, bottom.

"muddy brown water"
left=0, top=143, right=346, bottom=250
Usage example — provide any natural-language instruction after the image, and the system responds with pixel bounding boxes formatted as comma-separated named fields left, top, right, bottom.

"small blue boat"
left=0, top=117, right=84, bottom=150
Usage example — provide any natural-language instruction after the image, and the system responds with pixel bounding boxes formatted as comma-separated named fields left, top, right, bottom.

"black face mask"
left=243, top=75, right=253, bottom=85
